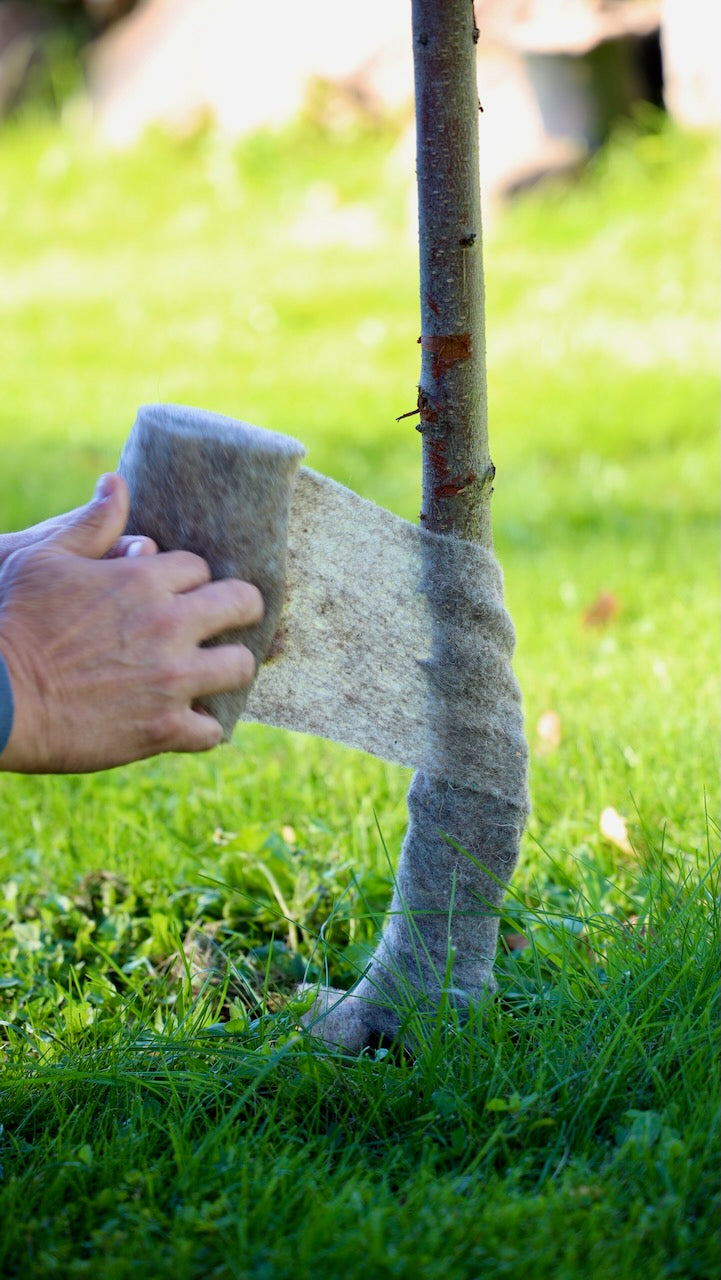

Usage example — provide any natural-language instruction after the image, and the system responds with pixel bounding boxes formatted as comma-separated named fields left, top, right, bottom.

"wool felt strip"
left=300, top=774, right=528, bottom=1051
left=118, top=404, right=529, bottom=806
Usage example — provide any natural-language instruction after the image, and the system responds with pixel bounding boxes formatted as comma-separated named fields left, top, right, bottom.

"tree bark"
left=414, top=0, right=495, bottom=547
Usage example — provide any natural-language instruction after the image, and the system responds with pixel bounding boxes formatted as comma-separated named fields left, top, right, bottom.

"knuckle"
left=3, top=545, right=56, bottom=591
left=13, top=545, right=45, bottom=573
left=209, top=645, right=255, bottom=691
left=143, top=710, right=183, bottom=752
left=236, top=645, right=256, bottom=684
left=120, top=554, right=157, bottom=590
left=230, top=580, right=264, bottom=623
left=175, top=551, right=212, bottom=582
left=151, top=607, right=185, bottom=646
left=193, top=717, right=223, bottom=752
left=154, top=656, right=190, bottom=693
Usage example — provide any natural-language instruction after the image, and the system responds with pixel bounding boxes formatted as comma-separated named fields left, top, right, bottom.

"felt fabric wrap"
left=118, top=403, right=530, bottom=1050
left=0, top=652, right=14, bottom=757
left=118, top=404, right=529, bottom=807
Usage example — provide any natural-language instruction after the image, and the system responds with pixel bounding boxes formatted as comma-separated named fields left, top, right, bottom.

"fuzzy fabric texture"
left=301, top=774, right=528, bottom=1051
left=118, top=404, right=529, bottom=1051
left=245, top=466, right=528, bottom=802
left=118, top=404, right=305, bottom=734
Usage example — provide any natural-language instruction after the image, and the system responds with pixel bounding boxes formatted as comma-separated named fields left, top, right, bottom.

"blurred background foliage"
left=0, top=1, right=137, bottom=116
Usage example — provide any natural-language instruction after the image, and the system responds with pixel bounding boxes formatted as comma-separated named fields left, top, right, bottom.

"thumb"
left=48, top=474, right=130, bottom=560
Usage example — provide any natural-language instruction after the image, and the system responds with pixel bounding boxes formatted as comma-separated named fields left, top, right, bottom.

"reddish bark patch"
left=434, top=471, right=476, bottom=499
left=418, top=332, right=471, bottom=378
left=425, top=432, right=476, bottom=504
left=426, top=435, right=449, bottom=479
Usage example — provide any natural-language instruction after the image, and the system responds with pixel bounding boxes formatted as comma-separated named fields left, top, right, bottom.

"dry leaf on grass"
left=583, top=591, right=619, bottom=628
left=536, top=709, right=562, bottom=751
left=600, top=806, right=634, bottom=855
left=501, top=932, right=531, bottom=953
left=169, top=923, right=228, bottom=996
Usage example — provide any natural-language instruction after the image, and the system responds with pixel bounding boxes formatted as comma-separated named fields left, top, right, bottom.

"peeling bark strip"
left=418, top=332, right=471, bottom=378
left=423, top=435, right=477, bottom=502
left=434, top=471, right=476, bottom=499
left=413, top=0, right=491, bottom=545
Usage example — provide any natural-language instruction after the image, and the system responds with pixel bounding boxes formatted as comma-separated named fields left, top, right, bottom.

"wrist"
left=0, top=621, right=50, bottom=773
left=0, top=533, right=22, bottom=570
left=0, top=518, right=74, bottom=572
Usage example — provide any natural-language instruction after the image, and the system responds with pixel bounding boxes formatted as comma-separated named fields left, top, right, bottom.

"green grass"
left=0, top=105, right=719, bottom=1277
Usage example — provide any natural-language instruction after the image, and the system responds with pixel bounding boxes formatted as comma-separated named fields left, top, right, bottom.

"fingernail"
left=125, top=539, right=144, bottom=558
left=94, top=474, right=114, bottom=502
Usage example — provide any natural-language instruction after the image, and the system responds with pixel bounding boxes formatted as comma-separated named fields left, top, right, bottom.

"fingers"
left=104, top=535, right=158, bottom=560
left=180, top=578, right=265, bottom=642
left=148, top=549, right=214, bottom=592
left=172, top=707, right=225, bottom=754
left=48, top=474, right=130, bottom=560
left=139, top=644, right=254, bottom=759
left=189, top=642, right=256, bottom=697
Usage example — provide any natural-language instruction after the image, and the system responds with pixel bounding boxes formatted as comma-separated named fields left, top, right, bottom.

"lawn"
left=0, top=102, right=718, bottom=1278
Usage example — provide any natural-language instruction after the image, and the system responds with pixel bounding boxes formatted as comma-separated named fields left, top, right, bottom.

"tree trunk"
left=303, top=0, right=528, bottom=1052
left=414, top=0, right=495, bottom=547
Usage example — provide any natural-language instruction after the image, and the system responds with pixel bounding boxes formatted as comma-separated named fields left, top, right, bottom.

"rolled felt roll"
left=118, top=402, right=305, bottom=736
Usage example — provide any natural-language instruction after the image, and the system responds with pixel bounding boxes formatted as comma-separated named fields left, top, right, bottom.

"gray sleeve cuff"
left=0, top=652, right=14, bottom=756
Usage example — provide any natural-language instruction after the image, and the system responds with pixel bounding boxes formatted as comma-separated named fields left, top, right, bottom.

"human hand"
left=0, top=474, right=263, bottom=773
left=0, top=497, right=157, bottom=566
